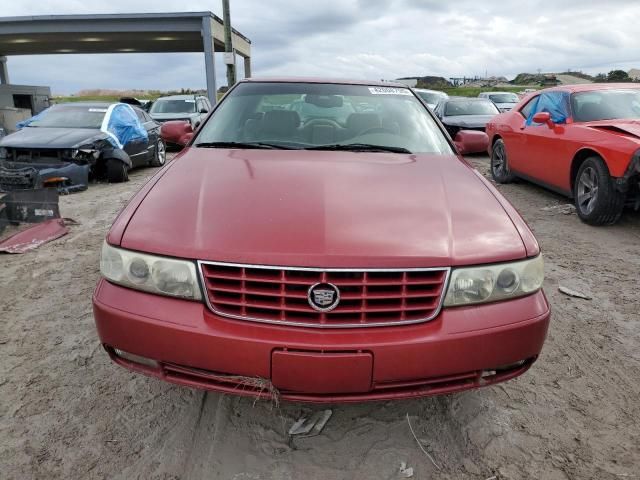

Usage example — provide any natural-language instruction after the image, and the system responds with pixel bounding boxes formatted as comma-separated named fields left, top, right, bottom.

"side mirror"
left=532, top=111, right=554, bottom=128
left=453, top=130, right=490, bottom=155
left=160, top=120, right=194, bottom=148
left=199, top=108, right=208, bottom=114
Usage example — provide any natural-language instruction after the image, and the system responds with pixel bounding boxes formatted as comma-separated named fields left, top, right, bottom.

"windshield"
left=194, top=82, right=452, bottom=154
left=150, top=99, right=196, bottom=114
left=445, top=100, right=500, bottom=116
left=488, top=93, right=518, bottom=104
left=416, top=91, right=445, bottom=105
left=572, top=89, right=640, bottom=122
left=28, top=106, right=106, bottom=129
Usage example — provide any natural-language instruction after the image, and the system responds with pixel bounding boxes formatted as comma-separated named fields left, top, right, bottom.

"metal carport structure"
left=0, top=12, right=252, bottom=104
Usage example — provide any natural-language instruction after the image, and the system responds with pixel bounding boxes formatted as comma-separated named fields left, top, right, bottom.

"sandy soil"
left=1, top=154, right=639, bottom=480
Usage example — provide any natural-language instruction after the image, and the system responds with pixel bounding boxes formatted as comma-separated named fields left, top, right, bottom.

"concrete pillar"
left=0, top=56, right=9, bottom=85
left=201, top=18, right=217, bottom=105
left=243, top=56, right=251, bottom=78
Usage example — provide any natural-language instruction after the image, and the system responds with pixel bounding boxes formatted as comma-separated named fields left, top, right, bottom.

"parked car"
left=414, top=88, right=449, bottom=109
left=433, top=97, right=500, bottom=139
left=149, top=94, right=211, bottom=128
left=0, top=102, right=165, bottom=192
left=486, top=84, right=640, bottom=225
left=478, top=91, right=520, bottom=112
left=93, top=78, right=549, bottom=403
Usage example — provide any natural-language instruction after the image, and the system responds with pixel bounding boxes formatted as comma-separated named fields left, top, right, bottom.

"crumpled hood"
left=442, top=115, right=496, bottom=128
left=120, top=149, right=528, bottom=268
left=0, top=127, right=104, bottom=149
left=583, top=119, right=640, bottom=138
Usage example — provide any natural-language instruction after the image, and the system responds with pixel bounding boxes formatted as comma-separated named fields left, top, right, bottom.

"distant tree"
left=594, top=73, right=607, bottom=82
left=607, top=70, right=630, bottom=82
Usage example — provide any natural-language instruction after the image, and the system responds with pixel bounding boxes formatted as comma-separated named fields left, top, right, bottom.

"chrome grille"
left=199, top=261, right=450, bottom=328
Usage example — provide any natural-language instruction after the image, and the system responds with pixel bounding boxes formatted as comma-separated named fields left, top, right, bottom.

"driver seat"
left=346, top=113, right=381, bottom=138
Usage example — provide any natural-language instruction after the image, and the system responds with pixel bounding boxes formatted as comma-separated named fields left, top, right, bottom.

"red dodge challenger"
left=486, top=83, right=640, bottom=225
left=93, top=78, right=549, bottom=403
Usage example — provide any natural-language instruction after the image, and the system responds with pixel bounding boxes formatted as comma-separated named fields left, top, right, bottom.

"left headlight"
left=100, top=242, right=202, bottom=300
left=444, top=255, right=544, bottom=307
left=0, top=147, right=8, bottom=160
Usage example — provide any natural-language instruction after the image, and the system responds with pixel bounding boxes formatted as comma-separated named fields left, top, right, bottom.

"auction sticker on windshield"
left=368, top=87, right=412, bottom=96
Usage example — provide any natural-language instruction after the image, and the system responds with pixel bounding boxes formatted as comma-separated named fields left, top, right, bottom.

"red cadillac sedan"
left=93, top=78, right=550, bottom=403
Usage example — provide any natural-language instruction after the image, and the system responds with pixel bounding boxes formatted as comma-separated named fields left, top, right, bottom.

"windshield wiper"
left=193, top=141, right=298, bottom=150
left=304, top=143, right=412, bottom=154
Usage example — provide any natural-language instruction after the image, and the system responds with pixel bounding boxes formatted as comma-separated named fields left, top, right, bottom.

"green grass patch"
left=53, top=95, right=158, bottom=103
left=438, top=86, right=537, bottom=97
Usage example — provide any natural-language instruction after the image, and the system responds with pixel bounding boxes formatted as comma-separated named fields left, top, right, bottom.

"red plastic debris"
left=0, top=218, right=69, bottom=254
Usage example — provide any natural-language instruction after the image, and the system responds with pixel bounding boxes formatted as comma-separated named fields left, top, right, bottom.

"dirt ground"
left=1, top=154, right=639, bottom=480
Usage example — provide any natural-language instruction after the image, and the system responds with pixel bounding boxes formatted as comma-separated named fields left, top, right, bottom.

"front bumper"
left=93, top=279, right=550, bottom=403
left=0, top=162, right=89, bottom=193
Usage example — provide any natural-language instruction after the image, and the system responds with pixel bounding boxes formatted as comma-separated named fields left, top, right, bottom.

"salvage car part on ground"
left=486, top=83, right=640, bottom=225
left=93, top=78, right=549, bottom=403
left=0, top=187, right=68, bottom=253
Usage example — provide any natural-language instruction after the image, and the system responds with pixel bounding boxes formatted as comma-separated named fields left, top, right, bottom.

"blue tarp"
left=526, top=91, right=571, bottom=126
left=105, top=103, right=147, bottom=148
left=16, top=108, right=49, bottom=130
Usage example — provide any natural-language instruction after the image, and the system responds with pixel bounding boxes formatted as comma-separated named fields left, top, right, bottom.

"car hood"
left=0, top=127, right=104, bottom=149
left=120, top=149, right=528, bottom=268
left=150, top=113, right=198, bottom=122
left=582, top=119, right=640, bottom=139
left=442, top=115, right=496, bottom=128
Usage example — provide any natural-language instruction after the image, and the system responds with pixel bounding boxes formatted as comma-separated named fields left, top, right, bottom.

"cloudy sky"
left=3, top=0, right=640, bottom=94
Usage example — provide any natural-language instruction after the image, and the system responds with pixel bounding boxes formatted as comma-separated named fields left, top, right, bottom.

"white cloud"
left=3, top=0, right=640, bottom=93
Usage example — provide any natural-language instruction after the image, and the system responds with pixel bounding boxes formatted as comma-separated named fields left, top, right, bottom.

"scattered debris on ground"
left=542, top=203, right=576, bottom=215
left=0, top=218, right=69, bottom=253
left=558, top=285, right=593, bottom=300
left=399, top=461, right=414, bottom=478
left=0, top=188, right=70, bottom=253
left=406, top=413, right=441, bottom=471
left=289, top=409, right=332, bottom=437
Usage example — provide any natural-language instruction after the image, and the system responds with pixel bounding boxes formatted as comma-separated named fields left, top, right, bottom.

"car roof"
left=480, top=91, right=517, bottom=95
left=241, top=77, right=408, bottom=88
left=414, top=88, right=446, bottom=94
left=536, top=83, right=640, bottom=94
left=445, top=97, right=491, bottom=102
left=155, top=94, right=201, bottom=100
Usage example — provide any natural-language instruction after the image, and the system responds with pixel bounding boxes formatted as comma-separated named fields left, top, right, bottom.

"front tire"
left=574, top=156, right=624, bottom=226
left=491, top=138, right=515, bottom=183
left=149, top=139, right=166, bottom=167
left=106, top=159, right=129, bottom=183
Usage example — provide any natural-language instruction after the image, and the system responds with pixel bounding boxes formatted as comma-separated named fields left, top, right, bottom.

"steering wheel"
left=357, top=127, right=397, bottom=136
left=303, top=118, right=342, bottom=129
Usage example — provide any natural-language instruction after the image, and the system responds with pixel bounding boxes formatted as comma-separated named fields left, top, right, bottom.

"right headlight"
left=100, top=242, right=202, bottom=300
left=444, top=255, right=544, bottom=307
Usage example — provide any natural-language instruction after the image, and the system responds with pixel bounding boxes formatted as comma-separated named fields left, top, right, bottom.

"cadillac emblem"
left=308, top=283, right=340, bottom=312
